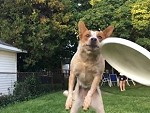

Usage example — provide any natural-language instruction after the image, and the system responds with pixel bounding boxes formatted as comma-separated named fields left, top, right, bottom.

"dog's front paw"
left=83, top=95, right=92, bottom=111
left=65, top=95, right=73, bottom=110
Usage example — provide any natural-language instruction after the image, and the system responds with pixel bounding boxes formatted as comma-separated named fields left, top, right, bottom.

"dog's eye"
left=86, top=34, right=91, bottom=38
left=97, top=36, right=102, bottom=39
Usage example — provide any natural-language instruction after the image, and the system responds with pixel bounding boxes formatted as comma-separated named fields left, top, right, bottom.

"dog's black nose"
left=91, top=38, right=97, bottom=42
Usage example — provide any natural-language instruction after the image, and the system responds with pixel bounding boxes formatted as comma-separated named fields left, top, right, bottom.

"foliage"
left=0, top=95, right=15, bottom=108
left=131, top=0, right=150, bottom=30
left=0, top=0, right=78, bottom=71
left=130, top=0, right=150, bottom=51
left=112, top=0, right=137, bottom=40
left=0, top=0, right=150, bottom=71
left=89, top=0, right=101, bottom=7
left=72, top=0, right=91, bottom=11
left=0, top=74, right=62, bottom=108
left=80, top=0, right=133, bottom=35
left=136, top=38, right=150, bottom=50
left=13, top=75, right=41, bottom=101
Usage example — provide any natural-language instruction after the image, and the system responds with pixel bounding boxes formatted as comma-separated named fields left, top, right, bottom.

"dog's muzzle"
left=90, top=38, right=99, bottom=48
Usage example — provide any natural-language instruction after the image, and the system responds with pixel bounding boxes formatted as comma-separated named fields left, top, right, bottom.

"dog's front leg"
left=65, top=71, right=75, bottom=110
left=83, top=75, right=101, bottom=111
left=70, top=81, right=82, bottom=113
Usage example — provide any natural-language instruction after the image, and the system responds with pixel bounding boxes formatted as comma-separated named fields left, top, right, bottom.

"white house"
left=0, top=40, right=24, bottom=95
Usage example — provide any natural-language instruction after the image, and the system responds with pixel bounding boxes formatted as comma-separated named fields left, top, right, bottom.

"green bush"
left=0, top=75, right=42, bottom=107
left=13, top=75, right=41, bottom=101
left=53, top=83, right=63, bottom=91
left=39, top=84, right=52, bottom=93
left=0, top=95, right=15, bottom=107
left=0, top=75, right=62, bottom=108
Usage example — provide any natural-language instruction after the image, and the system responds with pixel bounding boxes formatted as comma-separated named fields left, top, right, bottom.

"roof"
left=0, top=40, right=13, bottom=47
left=0, top=40, right=26, bottom=53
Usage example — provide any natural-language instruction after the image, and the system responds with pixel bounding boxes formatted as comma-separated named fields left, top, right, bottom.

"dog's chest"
left=74, top=62, right=99, bottom=87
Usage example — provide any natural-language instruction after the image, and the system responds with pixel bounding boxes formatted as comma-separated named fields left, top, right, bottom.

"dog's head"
left=78, top=21, right=114, bottom=52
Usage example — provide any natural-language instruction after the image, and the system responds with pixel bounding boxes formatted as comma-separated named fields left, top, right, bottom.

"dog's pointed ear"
left=78, top=21, right=88, bottom=38
left=103, top=26, right=114, bottom=38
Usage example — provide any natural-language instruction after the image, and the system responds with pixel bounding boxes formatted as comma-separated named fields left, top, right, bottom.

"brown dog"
left=64, top=21, right=114, bottom=113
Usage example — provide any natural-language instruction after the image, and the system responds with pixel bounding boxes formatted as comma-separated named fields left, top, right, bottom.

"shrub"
left=0, top=75, right=62, bottom=108
left=13, top=75, right=41, bottom=101
left=39, top=84, right=51, bottom=93
left=0, top=95, right=15, bottom=107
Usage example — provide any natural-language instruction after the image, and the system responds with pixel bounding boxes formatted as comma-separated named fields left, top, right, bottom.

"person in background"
left=119, top=73, right=127, bottom=91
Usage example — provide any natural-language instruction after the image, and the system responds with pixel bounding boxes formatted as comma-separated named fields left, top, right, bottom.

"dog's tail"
left=63, top=90, right=68, bottom=97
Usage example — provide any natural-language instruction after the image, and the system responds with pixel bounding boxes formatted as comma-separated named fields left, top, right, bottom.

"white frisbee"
left=100, top=37, right=150, bottom=86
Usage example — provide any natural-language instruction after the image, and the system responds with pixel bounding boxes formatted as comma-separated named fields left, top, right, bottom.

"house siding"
left=0, top=51, right=17, bottom=95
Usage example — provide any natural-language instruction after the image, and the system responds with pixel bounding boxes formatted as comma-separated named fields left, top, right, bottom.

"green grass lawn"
left=0, top=84, right=150, bottom=113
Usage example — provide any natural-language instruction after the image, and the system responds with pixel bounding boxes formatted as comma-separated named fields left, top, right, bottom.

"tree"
left=131, top=0, right=150, bottom=50
left=89, top=0, right=101, bottom=7
left=131, top=0, right=150, bottom=30
left=1, top=0, right=149, bottom=72
left=79, top=0, right=126, bottom=33
left=0, top=0, right=78, bottom=71
left=112, top=0, right=137, bottom=40
left=72, top=0, right=91, bottom=11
